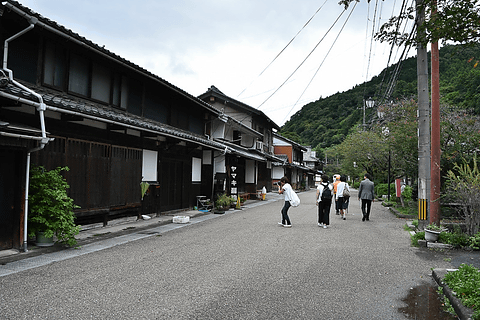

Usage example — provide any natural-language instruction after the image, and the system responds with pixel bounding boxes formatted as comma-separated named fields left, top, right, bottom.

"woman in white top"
left=278, top=176, right=293, bottom=227
left=335, top=175, right=350, bottom=220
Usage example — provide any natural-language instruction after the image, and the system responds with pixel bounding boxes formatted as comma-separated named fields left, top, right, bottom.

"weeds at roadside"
left=443, top=264, right=480, bottom=320
left=437, top=286, right=457, bottom=317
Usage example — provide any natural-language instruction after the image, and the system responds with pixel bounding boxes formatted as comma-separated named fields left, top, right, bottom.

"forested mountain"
left=279, top=44, right=480, bottom=151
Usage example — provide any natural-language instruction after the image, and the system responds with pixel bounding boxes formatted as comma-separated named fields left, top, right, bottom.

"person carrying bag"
left=278, top=176, right=297, bottom=228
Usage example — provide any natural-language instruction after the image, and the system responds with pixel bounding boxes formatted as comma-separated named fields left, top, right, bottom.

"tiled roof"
left=2, top=0, right=219, bottom=116
left=1, top=83, right=228, bottom=151
left=199, top=85, right=281, bottom=130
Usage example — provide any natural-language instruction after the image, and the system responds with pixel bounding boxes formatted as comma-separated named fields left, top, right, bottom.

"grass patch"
left=411, top=231, right=425, bottom=247
left=443, top=264, right=480, bottom=319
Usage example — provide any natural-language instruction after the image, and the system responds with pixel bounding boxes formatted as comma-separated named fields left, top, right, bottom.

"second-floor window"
left=43, top=40, right=125, bottom=108
left=43, top=41, right=67, bottom=88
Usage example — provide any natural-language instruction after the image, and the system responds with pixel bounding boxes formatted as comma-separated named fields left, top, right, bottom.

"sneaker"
left=343, top=216, right=346, bottom=220
left=278, top=222, right=284, bottom=226
left=323, top=225, right=328, bottom=229
left=318, top=223, right=323, bottom=227
left=284, top=224, right=292, bottom=228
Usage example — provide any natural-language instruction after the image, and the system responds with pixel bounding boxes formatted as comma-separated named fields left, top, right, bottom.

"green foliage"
left=443, top=264, right=480, bottom=319
left=412, top=219, right=419, bottom=229
left=469, top=232, right=480, bottom=250
left=402, top=185, right=413, bottom=202
left=215, top=193, right=234, bottom=209
left=439, top=230, right=469, bottom=248
left=28, top=166, right=80, bottom=247
left=445, top=156, right=480, bottom=236
left=411, top=231, right=425, bottom=247
left=425, top=223, right=443, bottom=232
left=376, top=183, right=395, bottom=198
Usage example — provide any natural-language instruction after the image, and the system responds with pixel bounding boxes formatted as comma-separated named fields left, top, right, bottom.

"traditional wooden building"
left=0, top=1, right=229, bottom=250
left=272, top=132, right=310, bottom=190
left=198, top=86, right=282, bottom=197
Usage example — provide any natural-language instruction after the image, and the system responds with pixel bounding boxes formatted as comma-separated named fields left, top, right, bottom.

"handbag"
left=342, top=185, right=350, bottom=199
left=289, top=190, right=301, bottom=207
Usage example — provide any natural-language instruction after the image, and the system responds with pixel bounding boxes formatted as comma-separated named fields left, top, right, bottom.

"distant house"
left=302, top=146, right=322, bottom=188
left=0, top=1, right=228, bottom=250
left=272, top=132, right=310, bottom=190
left=198, top=86, right=282, bottom=197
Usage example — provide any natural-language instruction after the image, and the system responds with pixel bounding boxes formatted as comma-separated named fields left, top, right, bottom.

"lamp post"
left=377, top=104, right=391, bottom=201
left=364, top=97, right=375, bottom=131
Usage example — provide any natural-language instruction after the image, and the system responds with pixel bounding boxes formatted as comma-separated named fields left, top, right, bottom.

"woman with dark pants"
left=336, top=175, right=350, bottom=220
left=316, top=174, right=333, bottom=228
left=278, top=176, right=293, bottom=228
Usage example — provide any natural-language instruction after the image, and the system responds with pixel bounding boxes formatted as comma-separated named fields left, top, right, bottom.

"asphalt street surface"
left=0, top=189, right=468, bottom=319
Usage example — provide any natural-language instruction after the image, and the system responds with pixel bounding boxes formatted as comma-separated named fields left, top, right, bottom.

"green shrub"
left=412, top=219, right=419, bottom=229
left=375, top=183, right=396, bottom=198
left=402, top=185, right=413, bottom=202
left=411, top=231, right=425, bottom=247
left=468, top=232, right=480, bottom=250
left=28, top=166, right=80, bottom=247
left=439, top=230, right=469, bottom=248
left=443, top=264, right=480, bottom=319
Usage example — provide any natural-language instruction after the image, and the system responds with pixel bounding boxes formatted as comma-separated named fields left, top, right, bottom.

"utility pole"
left=430, top=1, right=441, bottom=225
left=417, top=0, right=430, bottom=221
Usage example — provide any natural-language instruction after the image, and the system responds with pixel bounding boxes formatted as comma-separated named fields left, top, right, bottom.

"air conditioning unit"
left=255, top=141, right=263, bottom=151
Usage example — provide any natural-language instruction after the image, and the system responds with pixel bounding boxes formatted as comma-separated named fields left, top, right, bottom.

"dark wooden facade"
left=0, top=1, right=225, bottom=250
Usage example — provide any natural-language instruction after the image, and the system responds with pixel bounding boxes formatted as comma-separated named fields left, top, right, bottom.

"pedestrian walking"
left=333, top=175, right=341, bottom=215
left=336, top=175, right=350, bottom=220
left=358, top=173, right=375, bottom=221
left=278, top=176, right=293, bottom=228
left=316, top=174, right=333, bottom=228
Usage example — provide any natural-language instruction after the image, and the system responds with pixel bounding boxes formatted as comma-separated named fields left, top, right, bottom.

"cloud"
left=16, top=0, right=412, bottom=125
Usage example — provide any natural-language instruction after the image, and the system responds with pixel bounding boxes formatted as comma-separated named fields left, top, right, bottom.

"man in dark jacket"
left=358, top=173, right=375, bottom=221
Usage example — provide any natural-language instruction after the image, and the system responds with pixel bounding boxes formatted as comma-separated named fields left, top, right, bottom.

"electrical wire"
left=280, top=2, right=358, bottom=124
left=362, top=0, right=380, bottom=100
left=257, top=7, right=348, bottom=110
left=236, top=0, right=330, bottom=99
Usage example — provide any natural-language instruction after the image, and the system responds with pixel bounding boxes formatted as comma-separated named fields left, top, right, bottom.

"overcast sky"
left=16, top=0, right=414, bottom=126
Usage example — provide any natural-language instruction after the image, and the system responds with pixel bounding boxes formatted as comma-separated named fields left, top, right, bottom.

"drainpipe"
left=3, top=17, right=51, bottom=252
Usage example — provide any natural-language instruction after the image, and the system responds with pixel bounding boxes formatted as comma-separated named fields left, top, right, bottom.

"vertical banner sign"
left=395, top=179, right=402, bottom=198
left=230, top=166, right=238, bottom=200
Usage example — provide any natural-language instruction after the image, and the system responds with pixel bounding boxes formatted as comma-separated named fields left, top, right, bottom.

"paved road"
left=0, top=189, right=455, bottom=319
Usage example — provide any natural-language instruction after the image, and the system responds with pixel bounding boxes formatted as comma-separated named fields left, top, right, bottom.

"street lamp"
left=364, top=97, right=375, bottom=130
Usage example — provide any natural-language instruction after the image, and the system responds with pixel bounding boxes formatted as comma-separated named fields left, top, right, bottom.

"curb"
left=432, top=268, right=475, bottom=320
left=0, top=194, right=284, bottom=265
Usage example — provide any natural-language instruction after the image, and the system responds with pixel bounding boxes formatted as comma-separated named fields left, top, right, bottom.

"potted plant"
left=214, top=193, right=233, bottom=214
left=28, top=165, right=80, bottom=247
left=424, top=223, right=443, bottom=242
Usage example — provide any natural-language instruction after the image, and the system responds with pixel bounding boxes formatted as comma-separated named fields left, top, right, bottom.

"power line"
left=257, top=7, right=348, bottom=110
left=236, top=0, right=330, bottom=99
left=281, top=2, right=358, bottom=124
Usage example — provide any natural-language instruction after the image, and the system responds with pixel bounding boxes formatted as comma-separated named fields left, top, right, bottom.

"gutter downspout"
left=3, top=17, right=51, bottom=252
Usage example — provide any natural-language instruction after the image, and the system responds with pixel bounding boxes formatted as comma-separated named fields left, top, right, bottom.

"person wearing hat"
left=333, top=175, right=341, bottom=215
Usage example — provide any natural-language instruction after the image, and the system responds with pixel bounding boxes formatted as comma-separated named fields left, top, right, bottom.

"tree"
left=339, top=0, right=480, bottom=46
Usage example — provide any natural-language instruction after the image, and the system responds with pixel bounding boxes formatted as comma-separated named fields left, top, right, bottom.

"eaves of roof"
left=214, top=139, right=266, bottom=162
left=198, top=86, right=281, bottom=130
left=273, top=132, right=307, bottom=151
left=0, top=84, right=228, bottom=151
left=3, top=0, right=220, bottom=117
left=226, top=117, right=263, bottom=139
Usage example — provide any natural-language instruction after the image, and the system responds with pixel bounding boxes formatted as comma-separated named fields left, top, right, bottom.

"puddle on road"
left=398, top=282, right=457, bottom=320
